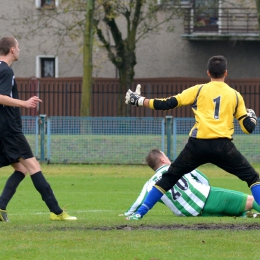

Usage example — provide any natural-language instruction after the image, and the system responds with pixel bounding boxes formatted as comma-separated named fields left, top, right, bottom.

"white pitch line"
left=9, top=209, right=117, bottom=216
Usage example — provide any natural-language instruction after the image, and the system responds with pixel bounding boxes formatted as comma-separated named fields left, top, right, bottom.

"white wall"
left=1, top=0, right=260, bottom=79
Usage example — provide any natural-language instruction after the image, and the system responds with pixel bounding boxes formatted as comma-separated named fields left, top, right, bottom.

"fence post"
left=39, top=114, right=46, bottom=163
left=165, top=116, right=173, bottom=160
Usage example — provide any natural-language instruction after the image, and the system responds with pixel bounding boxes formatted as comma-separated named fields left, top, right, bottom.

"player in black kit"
left=0, top=36, right=77, bottom=221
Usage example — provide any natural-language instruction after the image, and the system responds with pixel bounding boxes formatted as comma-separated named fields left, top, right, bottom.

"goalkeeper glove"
left=125, top=84, right=145, bottom=106
left=247, top=108, right=257, bottom=125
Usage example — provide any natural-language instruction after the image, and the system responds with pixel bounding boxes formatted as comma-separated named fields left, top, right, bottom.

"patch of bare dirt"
left=111, top=223, right=260, bottom=231
left=49, top=223, right=260, bottom=231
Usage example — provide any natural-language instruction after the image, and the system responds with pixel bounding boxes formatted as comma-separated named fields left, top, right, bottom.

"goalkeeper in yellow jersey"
left=125, top=55, right=260, bottom=220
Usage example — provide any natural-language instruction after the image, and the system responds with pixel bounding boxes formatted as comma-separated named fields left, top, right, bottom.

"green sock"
left=252, top=201, right=260, bottom=212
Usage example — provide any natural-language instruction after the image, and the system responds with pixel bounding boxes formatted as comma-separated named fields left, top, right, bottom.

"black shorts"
left=0, top=134, right=34, bottom=167
left=156, top=137, right=260, bottom=191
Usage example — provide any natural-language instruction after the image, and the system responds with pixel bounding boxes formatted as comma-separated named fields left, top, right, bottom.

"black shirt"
left=0, top=61, right=22, bottom=137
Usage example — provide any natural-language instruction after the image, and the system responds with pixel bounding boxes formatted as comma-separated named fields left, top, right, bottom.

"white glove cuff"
left=138, top=97, right=145, bottom=106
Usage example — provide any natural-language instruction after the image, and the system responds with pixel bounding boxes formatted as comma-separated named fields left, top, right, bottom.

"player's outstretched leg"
left=251, top=183, right=260, bottom=205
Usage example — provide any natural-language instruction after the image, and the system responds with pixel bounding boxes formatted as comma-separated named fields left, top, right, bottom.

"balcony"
left=182, top=7, right=260, bottom=40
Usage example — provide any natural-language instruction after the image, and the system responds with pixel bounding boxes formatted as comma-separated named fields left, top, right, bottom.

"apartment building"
left=0, top=0, right=259, bottom=79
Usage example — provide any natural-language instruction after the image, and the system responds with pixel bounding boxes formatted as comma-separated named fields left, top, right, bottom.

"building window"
left=36, top=56, right=58, bottom=78
left=193, top=0, right=219, bottom=32
left=157, top=0, right=189, bottom=5
left=35, top=0, right=58, bottom=9
left=41, top=58, right=55, bottom=77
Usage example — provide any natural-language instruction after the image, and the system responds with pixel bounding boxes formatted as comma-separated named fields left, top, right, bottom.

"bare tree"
left=93, top=0, right=184, bottom=115
left=3, top=0, right=259, bottom=115
left=82, top=0, right=95, bottom=117
left=1, top=0, right=185, bottom=116
left=256, top=0, right=260, bottom=25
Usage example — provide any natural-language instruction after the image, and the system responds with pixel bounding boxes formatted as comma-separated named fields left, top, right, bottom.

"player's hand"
left=120, top=212, right=135, bottom=217
left=24, top=96, right=42, bottom=108
left=247, top=108, right=257, bottom=125
left=125, top=84, right=145, bottom=106
left=125, top=213, right=142, bottom=220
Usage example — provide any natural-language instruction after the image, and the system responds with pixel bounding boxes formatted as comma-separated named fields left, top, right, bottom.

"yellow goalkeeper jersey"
left=150, top=81, right=248, bottom=139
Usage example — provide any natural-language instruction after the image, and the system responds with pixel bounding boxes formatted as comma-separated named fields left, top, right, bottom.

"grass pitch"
left=0, top=164, right=260, bottom=260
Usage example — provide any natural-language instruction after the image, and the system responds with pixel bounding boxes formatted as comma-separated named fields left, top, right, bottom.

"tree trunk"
left=118, top=70, right=132, bottom=117
left=117, top=43, right=136, bottom=116
left=81, top=0, right=94, bottom=117
left=256, top=0, right=260, bottom=30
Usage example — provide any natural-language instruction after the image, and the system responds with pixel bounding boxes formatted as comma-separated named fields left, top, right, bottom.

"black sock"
left=0, top=171, right=25, bottom=210
left=30, top=171, right=62, bottom=215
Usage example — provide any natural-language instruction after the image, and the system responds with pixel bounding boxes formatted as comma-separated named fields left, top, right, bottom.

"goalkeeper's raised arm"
left=125, top=82, right=258, bottom=139
left=125, top=84, right=178, bottom=110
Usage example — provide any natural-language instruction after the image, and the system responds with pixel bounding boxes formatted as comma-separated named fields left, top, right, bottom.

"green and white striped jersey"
left=124, top=165, right=211, bottom=217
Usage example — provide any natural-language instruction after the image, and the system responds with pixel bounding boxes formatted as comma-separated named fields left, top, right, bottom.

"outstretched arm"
left=123, top=181, right=149, bottom=217
left=0, top=95, right=42, bottom=108
left=125, top=84, right=178, bottom=110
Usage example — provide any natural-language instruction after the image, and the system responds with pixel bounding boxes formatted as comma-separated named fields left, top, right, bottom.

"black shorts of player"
left=156, top=137, right=260, bottom=191
left=0, top=134, right=34, bottom=167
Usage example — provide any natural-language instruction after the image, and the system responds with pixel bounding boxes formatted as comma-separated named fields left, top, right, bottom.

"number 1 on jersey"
left=213, top=96, right=221, bottom=119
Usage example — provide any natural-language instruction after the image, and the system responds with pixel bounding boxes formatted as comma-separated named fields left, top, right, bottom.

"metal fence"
left=24, top=116, right=165, bottom=164
left=22, top=116, right=39, bottom=158
left=172, top=118, right=260, bottom=163
left=17, top=77, right=260, bottom=118
left=23, top=116, right=260, bottom=165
